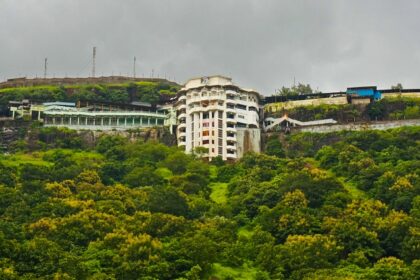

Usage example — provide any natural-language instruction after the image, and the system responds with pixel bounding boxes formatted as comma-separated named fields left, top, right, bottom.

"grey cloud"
left=0, top=0, right=419, bottom=94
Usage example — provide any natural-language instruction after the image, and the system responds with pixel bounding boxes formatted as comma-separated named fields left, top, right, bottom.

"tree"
left=192, top=146, right=209, bottom=159
left=265, top=136, right=285, bottom=158
left=391, top=83, right=403, bottom=91
left=279, top=234, right=342, bottom=277
left=0, top=163, right=17, bottom=187
left=162, top=152, right=192, bottom=175
left=276, top=83, right=314, bottom=96
left=123, top=166, right=164, bottom=188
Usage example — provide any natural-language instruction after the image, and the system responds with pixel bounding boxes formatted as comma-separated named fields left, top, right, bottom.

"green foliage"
left=367, top=97, right=420, bottom=120
left=276, top=83, right=314, bottom=96
left=265, top=135, right=285, bottom=157
left=0, top=81, right=180, bottom=107
left=0, top=126, right=419, bottom=279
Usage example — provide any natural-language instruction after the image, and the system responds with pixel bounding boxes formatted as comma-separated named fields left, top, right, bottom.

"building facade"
left=176, top=76, right=261, bottom=160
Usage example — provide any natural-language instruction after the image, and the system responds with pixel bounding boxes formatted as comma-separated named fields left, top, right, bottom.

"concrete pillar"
left=132, top=118, right=135, bottom=126
left=148, top=118, right=150, bottom=126
left=77, top=117, right=80, bottom=125
left=53, top=117, right=56, bottom=124
left=61, top=116, right=64, bottom=125
left=69, top=117, right=72, bottom=125
left=117, top=118, right=120, bottom=126
left=101, top=118, right=104, bottom=126
left=124, top=117, right=127, bottom=126
left=155, top=118, right=158, bottom=125
left=37, top=111, right=41, bottom=121
left=85, top=117, right=87, bottom=126
left=12, top=111, right=15, bottom=119
left=109, top=118, right=111, bottom=126
left=140, top=117, right=142, bottom=126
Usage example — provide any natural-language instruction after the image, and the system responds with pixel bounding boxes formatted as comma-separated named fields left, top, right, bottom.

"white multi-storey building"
left=176, top=75, right=261, bottom=160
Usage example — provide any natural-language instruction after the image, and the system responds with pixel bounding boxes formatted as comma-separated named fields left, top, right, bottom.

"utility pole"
left=44, top=58, right=48, bottom=79
left=133, top=56, right=136, bottom=78
left=92, top=47, right=96, bottom=77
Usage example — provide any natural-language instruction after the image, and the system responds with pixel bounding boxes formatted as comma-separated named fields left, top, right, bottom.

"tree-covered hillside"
left=0, top=127, right=419, bottom=279
left=267, top=97, right=420, bottom=122
left=0, top=81, right=180, bottom=114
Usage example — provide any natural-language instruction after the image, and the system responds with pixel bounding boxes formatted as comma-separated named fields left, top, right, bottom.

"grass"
left=323, top=167, right=368, bottom=200
left=209, top=165, right=218, bottom=180
left=207, top=263, right=261, bottom=280
left=338, top=177, right=368, bottom=200
left=0, top=152, right=52, bottom=167
left=210, top=182, right=228, bottom=204
left=237, top=227, right=254, bottom=239
left=155, top=167, right=173, bottom=179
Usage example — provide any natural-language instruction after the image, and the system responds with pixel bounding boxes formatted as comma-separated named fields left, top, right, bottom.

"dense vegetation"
left=0, top=126, right=419, bottom=279
left=267, top=97, right=420, bottom=122
left=0, top=81, right=179, bottom=114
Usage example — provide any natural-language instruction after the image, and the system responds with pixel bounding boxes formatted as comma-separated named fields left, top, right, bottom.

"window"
left=203, top=140, right=209, bottom=144
left=236, top=104, right=247, bottom=110
left=203, top=130, right=209, bottom=136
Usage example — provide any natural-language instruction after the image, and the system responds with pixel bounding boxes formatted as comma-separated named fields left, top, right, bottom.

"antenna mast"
left=133, top=56, right=136, bottom=78
left=92, top=47, right=96, bottom=77
left=44, top=58, right=48, bottom=79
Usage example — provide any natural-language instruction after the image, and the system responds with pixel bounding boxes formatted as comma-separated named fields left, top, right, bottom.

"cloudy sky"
left=1, top=0, right=419, bottom=94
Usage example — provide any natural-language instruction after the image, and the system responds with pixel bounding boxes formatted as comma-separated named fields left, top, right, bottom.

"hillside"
left=0, top=126, right=419, bottom=279
left=265, top=97, right=420, bottom=123
left=0, top=77, right=181, bottom=115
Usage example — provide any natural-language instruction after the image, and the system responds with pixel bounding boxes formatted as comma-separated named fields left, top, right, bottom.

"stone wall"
left=236, top=128, right=261, bottom=158
left=0, top=120, right=176, bottom=151
left=295, top=119, right=420, bottom=134
left=265, top=96, right=348, bottom=112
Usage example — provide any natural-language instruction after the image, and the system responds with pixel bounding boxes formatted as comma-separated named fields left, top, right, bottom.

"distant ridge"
left=0, top=76, right=180, bottom=89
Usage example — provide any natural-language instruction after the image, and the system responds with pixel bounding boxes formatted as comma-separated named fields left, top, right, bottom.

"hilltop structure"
left=4, top=75, right=420, bottom=160
left=175, top=76, right=262, bottom=160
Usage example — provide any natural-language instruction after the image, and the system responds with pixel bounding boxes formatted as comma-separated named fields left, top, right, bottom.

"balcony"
left=226, top=152, right=237, bottom=159
left=178, top=141, right=186, bottom=147
left=226, top=126, right=236, bottom=132
left=226, top=136, right=237, bottom=142
left=226, top=118, right=237, bottom=124
left=177, top=113, right=186, bottom=119
left=226, top=144, right=236, bottom=150
left=226, top=90, right=238, bottom=95
left=177, top=104, right=187, bottom=110
left=188, top=105, right=225, bottom=114
left=226, top=107, right=236, bottom=114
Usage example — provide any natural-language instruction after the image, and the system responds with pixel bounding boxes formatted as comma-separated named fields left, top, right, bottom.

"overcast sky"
left=1, top=0, right=419, bottom=94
